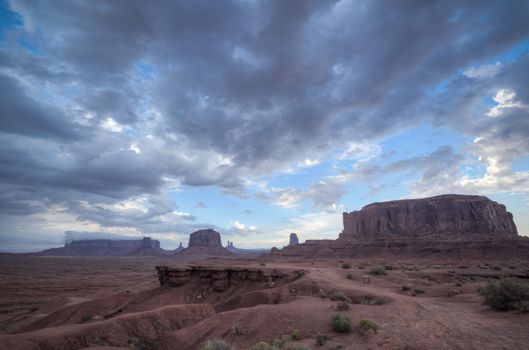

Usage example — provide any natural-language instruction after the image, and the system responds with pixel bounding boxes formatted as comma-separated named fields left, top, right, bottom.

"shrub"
left=337, top=301, right=350, bottom=311
left=413, top=288, right=425, bottom=294
left=346, top=273, right=353, bottom=280
left=291, top=329, right=301, bottom=341
left=341, top=262, right=351, bottom=269
left=252, top=342, right=273, bottom=350
left=272, top=335, right=289, bottom=348
left=369, top=266, right=387, bottom=276
left=356, top=319, right=378, bottom=336
left=482, top=278, right=529, bottom=311
left=81, top=314, right=92, bottom=323
left=232, top=323, right=244, bottom=335
left=316, top=335, right=329, bottom=346
left=259, top=262, right=267, bottom=266
left=383, top=265, right=394, bottom=271
left=359, top=296, right=387, bottom=305
left=329, top=291, right=351, bottom=303
left=200, top=339, right=234, bottom=350
left=286, top=345, right=310, bottom=350
left=401, top=285, right=411, bottom=291
left=331, top=314, right=351, bottom=333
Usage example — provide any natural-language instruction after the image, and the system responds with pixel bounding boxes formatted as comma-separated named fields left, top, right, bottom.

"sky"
left=0, top=0, right=528, bottom=252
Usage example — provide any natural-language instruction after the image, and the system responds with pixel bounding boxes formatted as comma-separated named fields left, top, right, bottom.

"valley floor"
left=0, top=255, right=528, bottom=350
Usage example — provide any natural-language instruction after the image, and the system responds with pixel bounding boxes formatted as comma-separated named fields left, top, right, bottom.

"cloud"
left=2, top=0, right=529, bottom=248
left=463, top=62, right=502, bottom=79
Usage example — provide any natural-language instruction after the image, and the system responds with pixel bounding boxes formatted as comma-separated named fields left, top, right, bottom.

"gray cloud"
left=1, top=0, right=529, bottom=248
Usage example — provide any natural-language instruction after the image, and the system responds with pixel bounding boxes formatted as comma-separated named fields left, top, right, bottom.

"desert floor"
left=0, top=254, right=528, bottom=350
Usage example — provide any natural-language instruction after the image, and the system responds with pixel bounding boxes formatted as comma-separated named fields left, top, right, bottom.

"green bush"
left=200, top=339, right=234, bottom=350
left=252, top=341, right=273, bottom=350
left=290, top=329, right=301, bottom=341
left=337, top=301, right=350, bottom=310
left=482, top=278, right=529, bottom=311
left=356, top=319, right=378, bottom=336
left=331, top=314, right=351, bottom=333
left=341, top=262, right=351, bottom=269
left=81, top=314, right=92, bottom=322
left=329, top=291, right=351, bottom=303
left=316, top=335, right=329, bottom=346
left=369, top=266, right=387, bottom=276
left=286, top=345, right=310, bottom=350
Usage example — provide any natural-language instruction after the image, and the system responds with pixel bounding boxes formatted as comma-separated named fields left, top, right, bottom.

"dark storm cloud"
left=0, top=74, right=80, bottom=139
left=1, top=0, right=529, bottom=237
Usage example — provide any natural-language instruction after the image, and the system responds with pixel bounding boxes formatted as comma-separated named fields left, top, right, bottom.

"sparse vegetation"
left=329, top=291, right=351, bottom=303
left=482, top=278, right=529, bottom=311
left=337, top=301, right=350, bottom=310
left=200, top=339, right=234, bottom=350
left=316, top=335, right=329, bottom=346
left=81, top=314, right=92, bottom=322
left=252, top=341, right=273, bottom=350
left=369, top=266, right=387, bottom=276
left=356, top=319, right=378, bottom=336
left=272, top=335, right=289, bottom=348
left=359, top=296, right=388, bottom=305
left=286, top=345, right=310, bottom=350
left=232, top=323, right=244, bottom=335
left=331, top=314, right=352, bottom=333
left=383, top=265, right=394, bottom=271
left=290, top=329, right=301, bottom=341
left=341, top=262, right=351, bottom=269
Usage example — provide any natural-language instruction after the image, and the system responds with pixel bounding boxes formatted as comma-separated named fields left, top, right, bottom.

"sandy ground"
left=0, top=255, right=528, bottom=350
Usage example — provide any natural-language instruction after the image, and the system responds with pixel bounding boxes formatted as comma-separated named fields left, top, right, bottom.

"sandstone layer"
left=340, top=194, right=517, bottom=241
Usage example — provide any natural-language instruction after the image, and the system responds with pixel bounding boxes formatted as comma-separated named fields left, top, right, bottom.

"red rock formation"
left=340, top=194, right=517, bottom=241
left=266, top=194, right=527, bottom=259
left=175, top=229, right=232, bottom=260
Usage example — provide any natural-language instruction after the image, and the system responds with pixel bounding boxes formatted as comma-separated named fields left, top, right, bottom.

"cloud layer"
left=1, top=0, right=529, bottom=250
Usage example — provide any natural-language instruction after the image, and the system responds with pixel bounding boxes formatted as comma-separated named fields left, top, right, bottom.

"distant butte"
left=340, top=194, right=518, bottom=241
left=268, top=194, right=529, bottom=259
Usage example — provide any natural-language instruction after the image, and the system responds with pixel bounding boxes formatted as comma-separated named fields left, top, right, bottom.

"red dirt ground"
left=0, top=254, right=528, bottom=350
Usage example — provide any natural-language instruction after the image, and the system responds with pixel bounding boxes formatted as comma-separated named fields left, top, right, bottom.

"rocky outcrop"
left=288, top=233, right=299, bottom=247
left=188, top=229, right=223, bottom=248
left=340, top=194, right=518, bottom=241
left=175, top=229, right=232, bottom=260
left=38, top=237, right=164, bottom=256
left=266, top=194, right=526, bottom=259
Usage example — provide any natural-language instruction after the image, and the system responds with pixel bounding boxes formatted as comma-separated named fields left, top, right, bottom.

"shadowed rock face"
left=289, top=233, right=299, bottom=247
left=339, top=194, right=518, bottom=241
left=188, top=229, right=222, bottom=248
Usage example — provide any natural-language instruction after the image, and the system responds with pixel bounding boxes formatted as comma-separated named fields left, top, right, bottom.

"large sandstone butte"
left=188, top=229, right=223, bottom=247
left=267, top=194, right=529, bottom=259
left=175, top=229, right=232, bottom=260
left=340, top=194, right=518, bottom=241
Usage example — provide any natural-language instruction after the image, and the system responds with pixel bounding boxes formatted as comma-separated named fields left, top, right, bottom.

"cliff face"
left=176, top=229, right=232, bottom=260
left=38, top=237, right=164, bottom=256
left=339, top=194, right=518, bottom=241
left=188, top=229, right=223, bottom=248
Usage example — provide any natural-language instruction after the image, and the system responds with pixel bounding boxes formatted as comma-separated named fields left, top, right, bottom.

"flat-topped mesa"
left=176, top=229, right=232, bottom=260
left=339, top=194, right=518, bottom=242
left=189, top=229, right=223, bottom=248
